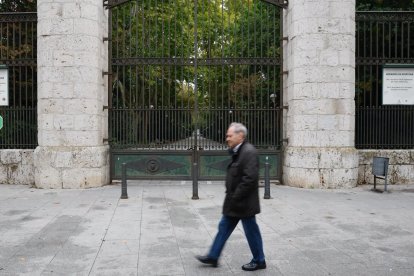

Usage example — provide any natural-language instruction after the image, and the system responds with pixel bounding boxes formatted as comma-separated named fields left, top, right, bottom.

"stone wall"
left=282, top=0, right=359, bottom=188
left=0, top=150, right=34, bottom=185
left=358, top=150, right=414, bottom=185
left=35, top=0, right=109, bottom=188
left=2, top=149, right=413, bottom=187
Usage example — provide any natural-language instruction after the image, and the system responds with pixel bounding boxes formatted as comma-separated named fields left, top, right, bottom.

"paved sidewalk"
left=1, top=182, right=414, bottom=276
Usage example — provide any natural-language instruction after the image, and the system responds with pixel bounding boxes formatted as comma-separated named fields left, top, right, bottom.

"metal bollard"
left=264, top=156, right=271, bottom=199
left=192, top=160, right=199, bottom=200
left=121, top=163, right=128, bottom=199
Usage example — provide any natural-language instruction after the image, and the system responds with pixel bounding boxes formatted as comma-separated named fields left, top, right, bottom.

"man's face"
left=226, top=126, right=244, bottom=149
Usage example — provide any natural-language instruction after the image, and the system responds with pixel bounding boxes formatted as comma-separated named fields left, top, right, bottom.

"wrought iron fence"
left=356, top=11, right=414, bottom=149
left=0, top=12, right=37, bottom=149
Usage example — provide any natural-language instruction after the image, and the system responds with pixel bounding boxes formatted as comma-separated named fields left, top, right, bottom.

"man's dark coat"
left=222, top=141, right=260, bottom=218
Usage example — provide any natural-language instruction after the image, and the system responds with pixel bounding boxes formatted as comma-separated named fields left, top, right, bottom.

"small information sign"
left=382, top=64, right=414, bottom=105
left=0, top=115, right=3, bottom=130
left=0, top=65, right=9, bottom=106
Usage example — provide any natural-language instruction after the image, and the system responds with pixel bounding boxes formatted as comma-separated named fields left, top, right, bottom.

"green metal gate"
left=106, top=0, right=286, bottom=182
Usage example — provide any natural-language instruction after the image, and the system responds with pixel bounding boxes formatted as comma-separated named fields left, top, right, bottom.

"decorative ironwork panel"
left=355, top=12, right=414, bottom=149
left=0, top=12, right=37, bottom=149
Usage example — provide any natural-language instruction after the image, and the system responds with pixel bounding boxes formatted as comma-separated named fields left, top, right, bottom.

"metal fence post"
left=264, top=156, right=271, bottom=199
left=192, top=160, right=199, bottom=200
left=121, top=163, right=128, bottom=199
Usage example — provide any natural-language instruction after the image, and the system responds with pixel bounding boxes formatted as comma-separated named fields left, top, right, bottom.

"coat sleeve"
left=231, top=147, right=259, bottom=200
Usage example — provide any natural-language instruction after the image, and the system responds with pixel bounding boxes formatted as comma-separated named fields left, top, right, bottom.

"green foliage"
left=0, top=0, right=36, bottom=12
left=357, top=0, right=414, bottom=10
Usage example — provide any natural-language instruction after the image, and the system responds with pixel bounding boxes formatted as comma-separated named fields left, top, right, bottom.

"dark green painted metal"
left=112, top=152, right=192, bottom=179
left=111, top=151, right=280, bottom=180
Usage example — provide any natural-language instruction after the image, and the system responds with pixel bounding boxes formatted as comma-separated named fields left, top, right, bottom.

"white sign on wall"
left=382, top=65, right=414, bottom=105
left=0, top=65, right=9, bottom=106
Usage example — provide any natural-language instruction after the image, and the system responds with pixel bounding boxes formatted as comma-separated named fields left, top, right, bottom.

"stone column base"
left=34, top=146, right=110, bottom=189
left=283, top=147, right=359, bottom=189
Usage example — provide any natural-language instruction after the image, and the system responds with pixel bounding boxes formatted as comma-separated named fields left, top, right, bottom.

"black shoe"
left=195, top=255, right=218, bottom=267
left=242, top=260, right=266, bottom=271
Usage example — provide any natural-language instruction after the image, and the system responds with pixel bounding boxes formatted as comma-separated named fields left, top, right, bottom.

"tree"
left=357, top=0, right=414, bottom=10
left=0, top=0, right=36, bottom=12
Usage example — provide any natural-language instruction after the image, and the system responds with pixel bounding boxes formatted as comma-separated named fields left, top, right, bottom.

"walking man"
left=196, top=122, right=266, bottom=271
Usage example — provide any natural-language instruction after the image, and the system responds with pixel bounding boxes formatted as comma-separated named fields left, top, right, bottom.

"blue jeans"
left=208, top=215, right=265, bottom=263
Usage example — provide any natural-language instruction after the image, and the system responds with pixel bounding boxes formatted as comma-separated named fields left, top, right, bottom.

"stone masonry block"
left=337, top=115, right=355, bottom=131
left=74, top=51, right=101, bottom=68
left=64, top=99, right=101, bottom=115
left=284, top=147, right=319, bottom=168
left=38, top=99, right=67, bottom=114
left=62, top=3, right=81, bottom=19
left=64, top=131, right=102, bottom=147
left=319, top=49, right=339, bottom=67
left=327, top=131, right=354, bottom=147
left=54, top=115, right=75, bottom=130
left=53, top=83, right=74, bottom=99
left=74, top=82, right=101, bottom=99
left=54, top=151, right=73, bottom=168
left=73, top=115, right=101, bottom=131
left=38, top=67, right=65, bottom=84
left=0, top=166, right=7, bottom=184
left=1, top=150, right=22, bottom=165
left=37, top=3, right=63, bottom=21
left=283, top=167, right=321, bottom=188
left=62, top=66, right=101, bottom=84
left=357, top=164, right=369, bottom=185
left=288, top=131, right=319, bottom=147
left=62, top=168, right=106, bottom=189
left=34, top=165, right=62, bottom=189
left=329, top=35, right=355, bottom=52
left=80, top=3, right=100, bottom=21
left=387, top=151, right=411, bottom=165
left=38, top=18, right=74, bottom=36
left=37, top=49, right=54, bottom=67
left=71, top=146, right=109, bottom=168
left=74, top=18, right=100, bottom=37
left=7, top=164, right=35, bottom=185
left=317, top=115, right=338, bottom=131
left=53, top=51, right=74, bottom=67
left=290, top=83, right=319, bottom=100
left=21, top=150, right=34, bottom=166
left=40, top=35, right=101, bottom=53
left=334, top=99, right=354, bottom=115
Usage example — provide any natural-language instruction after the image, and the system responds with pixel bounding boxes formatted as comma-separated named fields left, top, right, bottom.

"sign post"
left=0, top=65, right=8, bottom=106
left=382, top=64, right=414, bottom=105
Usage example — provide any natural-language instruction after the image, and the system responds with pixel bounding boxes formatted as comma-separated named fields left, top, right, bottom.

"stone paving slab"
left=0, top=182, right=414, bottom=275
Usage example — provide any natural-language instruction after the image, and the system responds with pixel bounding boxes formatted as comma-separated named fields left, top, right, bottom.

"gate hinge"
left=103, top=37, right=111, bottom=42
left=281, top=36, right=289, bottom=41
left=282, top=138, right=289, bottom=144
left=282, top=70, right=289, bottom=75
left=103, top=138, right=110, bottom=143
left=102, top=71, right=113, bottom=77
left=283, top=105, right=289, bottom=110
left=103, top=106, right=109, bottom=110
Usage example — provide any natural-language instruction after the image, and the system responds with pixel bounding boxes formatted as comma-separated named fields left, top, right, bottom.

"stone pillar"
left=283, top=0, right=359, bottom=188
left=35, top=0, right=109, bottom=188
